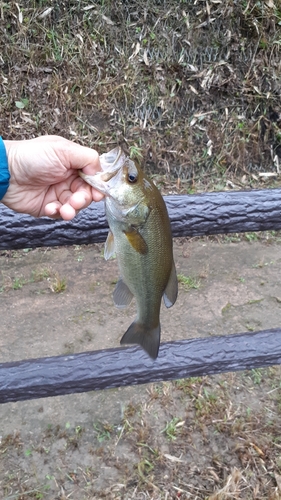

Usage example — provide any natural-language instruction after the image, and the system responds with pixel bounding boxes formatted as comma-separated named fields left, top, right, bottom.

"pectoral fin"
left=113, top=278, right=134, bottom=308
left=124, top=228, right=148, bottom=255
left=163, top=261, right=178, bottom=308
left=104, top=230, right=115, bottom=260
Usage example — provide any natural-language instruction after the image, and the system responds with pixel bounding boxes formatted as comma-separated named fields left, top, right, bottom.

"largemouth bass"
left=80, top=147, right=178, bottom=359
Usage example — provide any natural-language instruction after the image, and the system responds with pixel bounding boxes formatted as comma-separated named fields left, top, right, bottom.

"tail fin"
left=120, top=321, right=160, bottom=360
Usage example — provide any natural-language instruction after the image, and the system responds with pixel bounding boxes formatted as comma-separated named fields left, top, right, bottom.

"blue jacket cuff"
left=0, top=137, right=10, bottom=200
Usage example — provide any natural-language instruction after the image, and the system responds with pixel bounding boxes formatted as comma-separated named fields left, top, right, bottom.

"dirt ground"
left=1, top=236, right=281, bottom=499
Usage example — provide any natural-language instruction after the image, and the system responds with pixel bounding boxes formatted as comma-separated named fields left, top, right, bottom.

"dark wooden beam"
left=1, top=189, right=281, bottom=250
left=1, top=329, right=281, bottom=404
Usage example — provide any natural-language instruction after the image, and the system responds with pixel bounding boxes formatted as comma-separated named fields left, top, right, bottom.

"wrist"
left=0, top=138, right=10, bottom=201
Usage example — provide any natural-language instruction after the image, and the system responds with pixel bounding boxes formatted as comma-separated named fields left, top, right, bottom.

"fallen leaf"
left=38, top=7, right=53, bottom=19
left=265, top=0, right=275, bottom=8
left=164, top=454, right=185, bottom=463
left=143, top=50, right=149, bottom=66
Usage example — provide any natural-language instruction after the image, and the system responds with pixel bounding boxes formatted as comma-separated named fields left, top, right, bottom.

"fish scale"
left=110, top=203, right=171, bottom=326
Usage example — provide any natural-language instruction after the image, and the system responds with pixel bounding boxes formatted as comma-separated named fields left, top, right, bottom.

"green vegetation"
left=0, top=266, right=66, bottom=293
left=161, top=417, right=184, bottom=441
left=177, top=274, right=201, bottom=290
left=49, top=273, right=67, bottom=293
left=93, top=422, right=114, bottom=442
left=12, top=277, right=27, bottom=290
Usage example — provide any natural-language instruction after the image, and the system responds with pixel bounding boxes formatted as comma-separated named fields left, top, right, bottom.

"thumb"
left=65, top=142, right=101, bottom=175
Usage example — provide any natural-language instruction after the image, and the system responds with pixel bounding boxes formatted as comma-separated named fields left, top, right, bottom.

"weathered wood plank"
left=1, top=189, right=281, bottom=250
left=1, top=329, right=281, bottom=404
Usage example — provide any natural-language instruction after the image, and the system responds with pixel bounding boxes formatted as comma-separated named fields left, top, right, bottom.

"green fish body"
left=80, top=148, right=178, bottom=359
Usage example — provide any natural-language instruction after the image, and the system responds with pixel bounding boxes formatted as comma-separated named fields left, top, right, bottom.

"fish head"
left=79, top=147, right=126, bottom=196
left=107, top=157, right=146, bottom=204
left=80, top=147, right=154, bottom=222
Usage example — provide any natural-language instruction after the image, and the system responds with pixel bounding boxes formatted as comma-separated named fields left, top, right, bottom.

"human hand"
left=2, top=135, right=104, bottom=220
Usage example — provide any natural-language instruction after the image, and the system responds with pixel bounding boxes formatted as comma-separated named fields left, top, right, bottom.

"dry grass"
left=1, top=369, right=281, bottom=499
left=0, top=0, right=281, bottom=190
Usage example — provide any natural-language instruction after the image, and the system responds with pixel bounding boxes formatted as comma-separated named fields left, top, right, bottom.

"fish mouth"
left=79, top=146, right=126, bottom=195
left=100, top=147, right=125, bottom=172
left=99, top=168, right=120, bottom=183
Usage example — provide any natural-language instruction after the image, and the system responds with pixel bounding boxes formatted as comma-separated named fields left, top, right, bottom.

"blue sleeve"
left=0, top=137, right=10, bottom=200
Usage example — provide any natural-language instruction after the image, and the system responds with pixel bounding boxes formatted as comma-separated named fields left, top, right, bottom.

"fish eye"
left=126, top=161, right=139, bottom=183
left=128, top=172, right=138, bottom=183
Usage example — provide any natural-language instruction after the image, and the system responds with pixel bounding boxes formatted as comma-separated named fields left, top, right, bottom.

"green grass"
left=93, top=422, right=114, bottom=442
left=0, top=267, right=66, bottom=293
left=49, top=273, right=67, bottom=293
left=177, top=274, right=201, bottom=290
left=161, top=417, right=185, bottom=441
left=12, top=277, right=27, bottom=290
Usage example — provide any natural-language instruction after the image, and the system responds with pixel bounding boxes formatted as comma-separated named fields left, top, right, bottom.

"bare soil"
left=1, top=237, right=281, bottom=499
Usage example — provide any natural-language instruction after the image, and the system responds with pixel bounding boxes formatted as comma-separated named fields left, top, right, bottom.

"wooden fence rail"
left=1, top=329, right=281, bottom=404
left=1, top=188, right=281, bottom=250
left=1, top=188, right=281, bottom=404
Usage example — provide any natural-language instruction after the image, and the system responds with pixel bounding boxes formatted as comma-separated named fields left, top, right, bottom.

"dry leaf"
left=175, top=420, right=185, bottom=428
left=250, top=442, right=264, bottom=456
left=38, top=7, right=53, bottom=19
left=143, top=50, right=149, bottom=66
left=189, top=85, right=199, bottom=95
left=265, top=0, right=275, bottom=8
left=164, top=454, right=185, bottom=463
left=129, top=42, right=140, bottom=60
left=102, top=14, right=114, bottom=25
left=259, top=172, right=277, bottom=178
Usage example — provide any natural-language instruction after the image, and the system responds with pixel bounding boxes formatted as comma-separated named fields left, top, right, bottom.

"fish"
left=79, top=147, right=178, bottom=359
